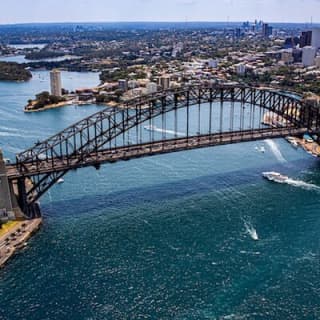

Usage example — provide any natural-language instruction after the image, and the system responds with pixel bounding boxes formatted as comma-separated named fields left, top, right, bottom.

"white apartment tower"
left=50, top=69, right=62, bottom=97
left=146, top=82, right=158, bottom=94
left=302, top=46, right=316, bottom=67
left=311, top=28, right=320, bottom=49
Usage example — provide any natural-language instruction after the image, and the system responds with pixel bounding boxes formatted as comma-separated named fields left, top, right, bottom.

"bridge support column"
left=0, top=149, right=17, bottom=221
left=15, top=177, right=41, bottom=219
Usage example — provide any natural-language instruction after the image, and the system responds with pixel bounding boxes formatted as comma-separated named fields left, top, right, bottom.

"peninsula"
left=0, top=61, right=32, bottom=81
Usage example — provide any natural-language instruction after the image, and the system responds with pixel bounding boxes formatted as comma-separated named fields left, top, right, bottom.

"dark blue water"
left=0, top=73, right=319, bottom=320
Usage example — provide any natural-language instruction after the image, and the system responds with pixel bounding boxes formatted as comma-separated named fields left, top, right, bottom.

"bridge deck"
left=6, top=127, right=306, bottom=180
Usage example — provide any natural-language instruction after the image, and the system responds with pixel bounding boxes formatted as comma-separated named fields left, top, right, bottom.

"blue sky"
left=1, top=0, right=319, bottom=24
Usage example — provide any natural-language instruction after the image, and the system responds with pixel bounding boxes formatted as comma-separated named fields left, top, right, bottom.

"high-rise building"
left=311, top=28, right=320, bottom=49
left=118, top=79, right=128, bottom=91
left=146, top=82, right=158, bottom=94
left=159, top=75, right=170, bottom=90
left=302, top=46, right=316, bottom=67
left=262, top=23, right=273, bottom=38
left=50, top=69, right=62, bottom=97
left=300, top=31, right=312, bottom=48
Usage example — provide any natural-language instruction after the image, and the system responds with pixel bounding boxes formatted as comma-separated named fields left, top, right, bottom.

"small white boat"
left=57, top=178, right=64, bottom=184
left=262, top=172, right=289, bottom=183
left=255, top=146, right=265, bottom=153
left=144, top=125, right=157, bottom=131
left=250, top=229, right=259, bottom=241
left=286, top=137, right=299, bottom=148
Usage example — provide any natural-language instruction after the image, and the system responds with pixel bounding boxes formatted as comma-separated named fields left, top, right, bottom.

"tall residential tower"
left=50, top=69, right=62, bottom=96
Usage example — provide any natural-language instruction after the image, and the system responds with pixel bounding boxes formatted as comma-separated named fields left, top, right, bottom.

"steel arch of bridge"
left=6, top=84, right=318, bottom=215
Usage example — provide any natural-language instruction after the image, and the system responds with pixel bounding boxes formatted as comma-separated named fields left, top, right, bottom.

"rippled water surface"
left=0, top=72, right=319, bottom=320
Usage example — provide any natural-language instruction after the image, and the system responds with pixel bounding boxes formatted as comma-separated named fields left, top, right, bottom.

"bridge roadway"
left=6, top=127, right=306, bottom=180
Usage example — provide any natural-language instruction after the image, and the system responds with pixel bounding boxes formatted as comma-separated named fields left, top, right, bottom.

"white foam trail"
left=0, top=126, right=21, bottom=132
left=145, top=125, right=185, bottom=137
left=265, top=139, right=287, bottom=163
left=283, top=178, right=320, bottom=191
left=244, top=221, right=259, bottom=241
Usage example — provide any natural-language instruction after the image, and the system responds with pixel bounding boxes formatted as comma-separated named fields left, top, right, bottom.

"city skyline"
left=1, top=0, right=320, bottom=24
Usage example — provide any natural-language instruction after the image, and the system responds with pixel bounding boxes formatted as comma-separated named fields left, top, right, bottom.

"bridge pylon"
left=0, top=149, right=18, bottom=221
left=0, top=150, right=41, bottom=220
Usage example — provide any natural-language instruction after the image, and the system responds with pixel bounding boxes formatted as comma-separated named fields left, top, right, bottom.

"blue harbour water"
left=0, top=71, right=319, bottom=320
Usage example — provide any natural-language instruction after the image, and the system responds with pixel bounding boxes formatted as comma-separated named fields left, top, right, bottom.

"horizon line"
left=0, top=20, right=319, bottom=26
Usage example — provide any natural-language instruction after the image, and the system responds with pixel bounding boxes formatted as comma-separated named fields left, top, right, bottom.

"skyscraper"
left=300, top=31, right=312, bottom=48
left=302, top=46, right=316, bottom=67
left=159, top=75, right=170, bottom=90
left=311, top=28, right=320, bottom=49
left=118, top=79, right=128, bottom=91
left=262, top=23, right=272, bottom=38
left=50, top=69, right=62, bottom=97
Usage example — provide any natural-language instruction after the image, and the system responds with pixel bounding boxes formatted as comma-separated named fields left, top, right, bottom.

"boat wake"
left=144, top=125, right=185, bottom=137
left=264, top=139, right=287, bottom=163
left=263, top=172, right=320, bottom=191
left=282, top=178, right=320, bottom=191
left=244, top=221, right=259, bottom=241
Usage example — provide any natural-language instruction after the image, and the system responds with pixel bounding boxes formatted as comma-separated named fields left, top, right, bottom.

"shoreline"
left=0, top=218, right=42, bottom=268
left=24, top=100, right=118, bottom=113
left=293, top=137, right=320, bottom=157
left=263, top=112, right=320, bottom=157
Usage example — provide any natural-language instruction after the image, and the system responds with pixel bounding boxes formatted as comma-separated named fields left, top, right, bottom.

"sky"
left=0, top=0, right=319, bottom=24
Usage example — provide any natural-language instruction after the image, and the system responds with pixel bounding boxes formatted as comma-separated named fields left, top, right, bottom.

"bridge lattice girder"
left=8, top=85, right=314, bottom=208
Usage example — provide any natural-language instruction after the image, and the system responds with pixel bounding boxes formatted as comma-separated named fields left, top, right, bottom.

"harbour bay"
left=0, top=70, right=319, bottom=319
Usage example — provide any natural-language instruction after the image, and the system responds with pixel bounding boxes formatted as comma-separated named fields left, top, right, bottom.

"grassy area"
left=0, top=221, right=19, bottom=238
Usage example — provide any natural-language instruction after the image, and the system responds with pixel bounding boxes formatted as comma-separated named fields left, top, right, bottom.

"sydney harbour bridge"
left=2, top=84, right=320, bottom=217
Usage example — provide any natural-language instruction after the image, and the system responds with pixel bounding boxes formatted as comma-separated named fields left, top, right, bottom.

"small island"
left=0, top=61, right=32, bottom=81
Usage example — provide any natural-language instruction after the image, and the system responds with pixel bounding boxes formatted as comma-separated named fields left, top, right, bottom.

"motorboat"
left=57, top=178, right=65, bottom=184
left=255, top=146, right=265, bottom=153
left=144, top=125, right=157, bottom=131
left=262, top=172, right=289, bottom=183
left=286, top=136, right=299, bottom=148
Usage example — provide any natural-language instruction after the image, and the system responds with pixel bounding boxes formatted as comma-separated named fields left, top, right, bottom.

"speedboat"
left=262, top=172, right=289, bottom=183
left=286, top=137, right=299, bottom=148
left=290, top=140, right=299, bottom=148
left=144, top=125, right=157, bottom=131
left=259, top=146, right=265, bottom=153
left=57, top=178, right=65, bottom=184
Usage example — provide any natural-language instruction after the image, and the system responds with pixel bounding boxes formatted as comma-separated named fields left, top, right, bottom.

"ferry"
left=262, top=172, right=289, bottom=183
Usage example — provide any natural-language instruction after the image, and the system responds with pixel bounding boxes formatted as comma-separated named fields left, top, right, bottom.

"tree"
left=36, top=91, right=50, bottom=101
